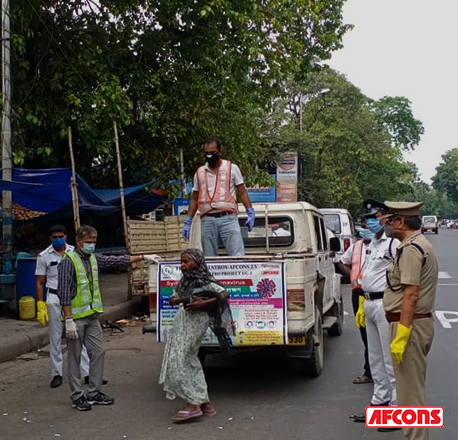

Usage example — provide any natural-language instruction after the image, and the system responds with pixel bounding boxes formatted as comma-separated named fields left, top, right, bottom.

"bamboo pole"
left=113, top=120, right=128, bottom=247
left=68, top=127, right=80, bottom=230
left=179, top=148, right=186, bottom=198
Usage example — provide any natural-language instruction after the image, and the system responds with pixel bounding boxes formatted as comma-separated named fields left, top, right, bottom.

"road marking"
left=344, top=311, right=349, bottom=316
left=435, top=311, right=458, bottom=329
left=438, top=271, right=452, bottom=279
left=437, top=284, right=458, bottom=286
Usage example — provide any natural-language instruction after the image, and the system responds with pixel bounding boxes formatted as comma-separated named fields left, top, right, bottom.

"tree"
left=431, top=149, right=458, bottom=205
left=369, top=97, right=424, bottom=151
left=262, top=68, right=420, bottom=214
left=8, top=0, right=351, bottom=189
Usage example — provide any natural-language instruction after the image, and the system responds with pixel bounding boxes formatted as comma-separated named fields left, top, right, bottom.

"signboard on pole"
left=157, top=260, right=287, bottom=347
left=276, top=152, right=298, bottom=202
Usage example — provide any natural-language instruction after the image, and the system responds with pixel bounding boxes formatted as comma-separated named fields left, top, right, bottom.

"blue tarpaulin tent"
left=94, top=182, right=166, bottom=217
left=0, top=168, right=166, bottom=221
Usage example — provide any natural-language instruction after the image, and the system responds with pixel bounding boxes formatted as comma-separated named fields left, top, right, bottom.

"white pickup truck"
left=150, top=202, right=343, bottom=377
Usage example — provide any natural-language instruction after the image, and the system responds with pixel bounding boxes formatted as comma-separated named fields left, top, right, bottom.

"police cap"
left=379, top=201, right=424, bottom=219
left=362, top=198, right=388, bottom=218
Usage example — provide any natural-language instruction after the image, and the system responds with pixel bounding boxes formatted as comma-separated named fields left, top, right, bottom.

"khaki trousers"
left=390, top=318, right=434, bottom=440
left=67, top=315, right=105, bottom=401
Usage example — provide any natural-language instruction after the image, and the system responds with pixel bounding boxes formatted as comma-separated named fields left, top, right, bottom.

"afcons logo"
left=365, top=407, right=444, bottom=428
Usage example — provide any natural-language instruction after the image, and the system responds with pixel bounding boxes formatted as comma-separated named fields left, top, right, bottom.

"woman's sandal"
left=201, top=403, right=217, bottom=417
left=352, top=375, right=373, bottom=384
left=172, top=409, right=203, bottom=422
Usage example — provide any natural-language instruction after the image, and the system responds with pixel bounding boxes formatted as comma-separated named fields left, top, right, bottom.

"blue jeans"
left=201, top=213, right=245, bottom=256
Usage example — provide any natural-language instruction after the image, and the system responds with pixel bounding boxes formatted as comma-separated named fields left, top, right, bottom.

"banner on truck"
left=157, top=260, right=287, bottom=347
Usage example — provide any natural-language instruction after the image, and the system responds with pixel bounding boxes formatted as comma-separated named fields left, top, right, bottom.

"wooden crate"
left=127, top=216, right=187, bottom=296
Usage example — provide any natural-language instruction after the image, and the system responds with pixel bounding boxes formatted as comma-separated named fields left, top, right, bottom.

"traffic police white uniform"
left=36, top=243, right=90, bottom=383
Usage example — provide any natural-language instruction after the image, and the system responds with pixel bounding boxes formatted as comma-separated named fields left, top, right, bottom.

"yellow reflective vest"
left=65, top=251, right=103, bottom=319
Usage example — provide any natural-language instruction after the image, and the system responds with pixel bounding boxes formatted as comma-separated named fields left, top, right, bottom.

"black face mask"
left=205, top=152, right=220, bottom=166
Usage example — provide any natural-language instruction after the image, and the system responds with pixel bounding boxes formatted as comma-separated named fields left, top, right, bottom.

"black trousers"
left=352, top=288, right=371, bottom=378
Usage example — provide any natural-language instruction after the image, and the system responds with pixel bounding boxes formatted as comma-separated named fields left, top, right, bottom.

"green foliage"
left=404, top=162, right=458, bottom=218
left=8, top=0, right=350, bottom=188
left=431, top=149, right=458, bottom=205
left=369, top=96, right=424, bottom=151
left=262, top=68, right=421, bottom=216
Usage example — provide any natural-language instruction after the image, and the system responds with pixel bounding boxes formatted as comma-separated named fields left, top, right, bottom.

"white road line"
left=344, top=311, right=349, bottom=316
left=438, top=271, right=452, bottom=279
left=435, top=311, right=458, bottom=329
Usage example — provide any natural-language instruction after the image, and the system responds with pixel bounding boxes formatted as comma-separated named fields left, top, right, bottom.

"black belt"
left=48, top=288, right=58, bottom=294
left=204, top=211, right=232, bottom=218
left=364, top=291, right=384, bottom=300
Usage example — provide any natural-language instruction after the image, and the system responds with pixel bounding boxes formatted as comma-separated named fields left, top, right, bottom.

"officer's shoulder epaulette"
left=397, top=241, right=427, bottom=267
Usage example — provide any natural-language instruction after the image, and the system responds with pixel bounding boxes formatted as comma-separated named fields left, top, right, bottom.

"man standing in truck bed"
left=182, top=137, right=255, bottom=256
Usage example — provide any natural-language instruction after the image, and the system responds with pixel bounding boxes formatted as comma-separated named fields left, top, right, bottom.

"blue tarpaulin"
left=94, top=182, right=166, bottom=217
left=0, top=168, right=116, bottom=215
left=0, top=168, right=166, bottom=220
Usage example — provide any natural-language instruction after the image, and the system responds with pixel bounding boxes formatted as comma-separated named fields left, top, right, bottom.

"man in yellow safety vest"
left=57, top=224, right=161, bottom=411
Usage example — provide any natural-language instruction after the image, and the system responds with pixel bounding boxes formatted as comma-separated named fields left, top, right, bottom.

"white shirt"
left=35, top=243, right=74, bottom=303
left=339, top=241, right=368, bottom=266
left=192, top=162, right=244, bottom=201
left=362, top=233, right=400, bottom=293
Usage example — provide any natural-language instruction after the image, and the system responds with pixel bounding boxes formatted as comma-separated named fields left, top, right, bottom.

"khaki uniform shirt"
left=384, top=231, right=438, bottom=314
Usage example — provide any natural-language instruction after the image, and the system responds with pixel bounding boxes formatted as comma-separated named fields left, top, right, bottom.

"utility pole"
left=2, top=0, right=13, bottom=274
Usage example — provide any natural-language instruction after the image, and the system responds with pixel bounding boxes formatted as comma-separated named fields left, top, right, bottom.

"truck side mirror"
left=330, top=237, right=341, bottom=252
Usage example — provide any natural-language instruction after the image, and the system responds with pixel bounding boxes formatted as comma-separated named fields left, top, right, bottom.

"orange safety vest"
left=350, top=239, right=366, bottom=290
left=197, top=160, right=239, bottom=216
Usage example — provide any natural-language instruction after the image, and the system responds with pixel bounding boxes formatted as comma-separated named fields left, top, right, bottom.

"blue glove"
left=182, top=216, right=193, bottom=240
left=245, top=207, right=255, bottom=232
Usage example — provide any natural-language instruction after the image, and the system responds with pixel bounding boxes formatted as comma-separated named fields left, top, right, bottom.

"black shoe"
left=87, top=391, right=114, bottom=406
left=84, top=376, right=108, bottom=385
left=350, top=402, right=390, bottom=423
left=378, top=428, right=402, bottom=432
left=72, top=396, right=92, bottom=411
left=50, top=375, right=62, bottom=389
left=352, top=412, right=365, bottom=423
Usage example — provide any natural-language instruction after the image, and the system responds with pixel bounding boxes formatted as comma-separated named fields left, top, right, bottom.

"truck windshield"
left=423, top=217, right=436, bottom=224
left=230, top=216, right=294, bottom=248
left=323, top=214, right=341, bottom=234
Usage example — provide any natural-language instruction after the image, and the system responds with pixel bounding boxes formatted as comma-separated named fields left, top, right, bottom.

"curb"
left=0, top=298, right=142, bottom=363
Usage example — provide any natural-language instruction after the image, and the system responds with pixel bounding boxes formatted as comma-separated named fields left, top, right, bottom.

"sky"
left=329, top=0, right=458, bottom=183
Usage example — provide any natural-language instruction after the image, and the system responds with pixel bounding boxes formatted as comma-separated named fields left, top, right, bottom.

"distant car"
left=422, top=215, right=438, bottom=234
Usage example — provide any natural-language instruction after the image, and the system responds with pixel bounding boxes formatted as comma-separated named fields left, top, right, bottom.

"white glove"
left=65, top=318, right=79, bottom=340
left=143, top=254, right=162, bottom=264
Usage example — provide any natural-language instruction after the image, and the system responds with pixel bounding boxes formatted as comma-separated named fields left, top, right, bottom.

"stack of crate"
left=127, top=216, right=187, bottom=301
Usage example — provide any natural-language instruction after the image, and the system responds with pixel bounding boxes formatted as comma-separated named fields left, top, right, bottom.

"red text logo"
left=365, top=407, right=444, bottom=428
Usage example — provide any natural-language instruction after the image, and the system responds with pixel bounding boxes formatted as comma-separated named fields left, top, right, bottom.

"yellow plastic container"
left=19, top=296, right=36, bottom=320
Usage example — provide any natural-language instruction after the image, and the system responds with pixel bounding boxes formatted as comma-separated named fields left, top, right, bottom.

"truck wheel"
left=328, top=295, right=344, bottom=337
left=302, top=308, right=324, bottom=377
left=434, top=228, right=438, bottom=234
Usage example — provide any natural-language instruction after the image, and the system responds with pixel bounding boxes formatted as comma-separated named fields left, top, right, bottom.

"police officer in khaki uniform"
left=382, top=201, right=438, bottom=440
